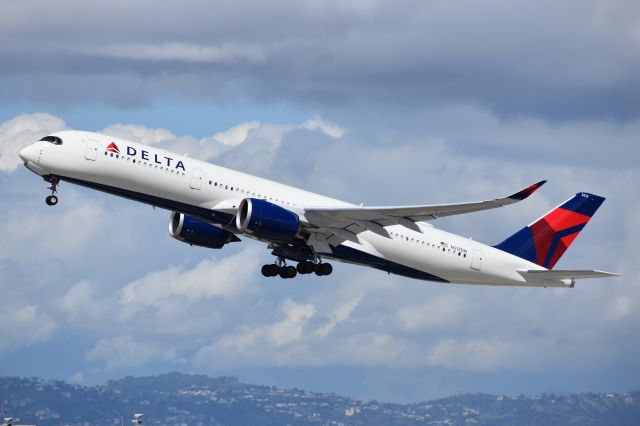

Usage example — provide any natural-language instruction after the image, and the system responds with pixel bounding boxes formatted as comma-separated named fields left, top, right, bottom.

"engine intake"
left=170, top=212, right=238, bottom=249
left=236, top=198, right=300, bottom=242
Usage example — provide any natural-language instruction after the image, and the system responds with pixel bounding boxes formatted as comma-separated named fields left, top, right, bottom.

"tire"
left=285, top=265, right=297, bottom=278
left=314, top=264, right=325, bottom=276
left=320, top=263, right=333, bottom=276
left=297, top=261, right=314, bottom=274
left=267, top=264, right=279, bottom=276
left=261, top=265, right=271, bottom=277
left=279, top=267, right=291, bottom=279
left=46, top=195, right=58, bottom=206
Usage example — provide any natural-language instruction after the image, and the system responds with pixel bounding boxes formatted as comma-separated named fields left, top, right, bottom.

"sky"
left=0, top=0, right=639, bottom=403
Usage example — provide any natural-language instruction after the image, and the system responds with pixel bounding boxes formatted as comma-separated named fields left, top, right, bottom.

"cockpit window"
left=40, top=135, right=63, bottom=145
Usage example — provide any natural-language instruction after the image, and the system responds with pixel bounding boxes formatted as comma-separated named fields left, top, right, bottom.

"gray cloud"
left=1, top=1, right=640, bottom=119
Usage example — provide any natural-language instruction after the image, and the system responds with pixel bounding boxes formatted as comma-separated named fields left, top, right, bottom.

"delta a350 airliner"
left=19, top=131, right=617, bottom=287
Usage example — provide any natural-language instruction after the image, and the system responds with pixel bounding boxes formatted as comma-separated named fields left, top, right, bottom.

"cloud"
left=394, top=294, right=469, bottom=332
left=426, top=339, right=507, bottom=373
left=0, top=202, right=105, bottom=261
left=2, top=1, right=639, bottom=120
left=0, top=305, right=57, bottom=353
left=303, top=117, right=345, bottom=139
left=0, top=113, right=66, bottom=172
left=94, top=42, right=267, bottom=64
left=101, top=124, right=176, bottom=145
left=119, top=248, right=260, bottom=306
left=209, top=121, right=261, bottom=146
left=0, top=108, right=637, bottom=399
left=85, top=335, right=180, bottom=370
left=195, top=299, right=317, bottom=367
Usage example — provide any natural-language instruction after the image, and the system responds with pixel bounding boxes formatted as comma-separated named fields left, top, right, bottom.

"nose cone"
left=19, top=144, right=38, bottom=163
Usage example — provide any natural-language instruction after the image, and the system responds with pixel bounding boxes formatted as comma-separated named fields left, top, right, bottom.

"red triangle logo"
left=106, top=142, right=120, bottom=153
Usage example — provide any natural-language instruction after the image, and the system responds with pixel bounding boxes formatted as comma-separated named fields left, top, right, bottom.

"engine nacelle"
left=235, top=198, right=301, bottom=242
left=169, top=212, right=238, bottom=249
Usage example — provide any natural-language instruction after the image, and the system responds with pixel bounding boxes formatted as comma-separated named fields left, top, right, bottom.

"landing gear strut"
left=44, top=176, right=59, bottom=206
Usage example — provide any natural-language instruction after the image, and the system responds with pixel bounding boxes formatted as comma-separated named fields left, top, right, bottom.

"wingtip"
left=509, top=180, right=546, bottom=200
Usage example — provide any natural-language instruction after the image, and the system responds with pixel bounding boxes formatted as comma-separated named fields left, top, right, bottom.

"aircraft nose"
left=19, top=144, right=38, bottom=163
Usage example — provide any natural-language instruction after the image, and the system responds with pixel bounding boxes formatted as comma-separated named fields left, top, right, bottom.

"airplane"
left=18, top=130, right=617, bottom=287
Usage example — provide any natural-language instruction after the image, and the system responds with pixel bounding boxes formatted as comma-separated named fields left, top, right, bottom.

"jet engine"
left=169, top=212, right=239, bottom=249
left=235, top=198, right=301, bottom=242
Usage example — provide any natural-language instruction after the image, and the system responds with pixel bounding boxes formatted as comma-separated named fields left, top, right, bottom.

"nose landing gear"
left=44, top=176, right=59, bottom=206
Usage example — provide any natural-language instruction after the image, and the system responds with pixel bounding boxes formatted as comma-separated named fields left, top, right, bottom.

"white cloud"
left=119, top=248, right=260, bottom=306
left=0, top=202, right=105, bottom=261
left=95, top=42, right=267, bottom=64
left=57, top=281, right=108, bottom=323
left=194, top=299, right=317, bottom=367
left=209, top=121, right=261, bottom=146
left=85, top=335, right=179, bottom=370
left=426, top=339, right=507, bottom=373
left=302, top=116, right=345, bottom=139
left=314, top=296, right=362, bottom=338
left=0, top=113, right=67, bottom=172
left=0, top=305, right=57, bottom=354
left=101, top=124, right=175, bottom=145
left=394, top=294, right=469, bottom=332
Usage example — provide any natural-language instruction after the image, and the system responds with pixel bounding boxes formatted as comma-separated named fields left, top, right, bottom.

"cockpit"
left=40, top=135, right=63, bottom=145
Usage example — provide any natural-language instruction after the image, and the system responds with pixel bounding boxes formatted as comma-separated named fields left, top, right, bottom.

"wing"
left=304, top=180, right=546, bottom=237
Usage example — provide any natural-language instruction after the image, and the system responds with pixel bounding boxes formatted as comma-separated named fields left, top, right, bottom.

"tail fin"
left=495, top=192, right=605, bottom=269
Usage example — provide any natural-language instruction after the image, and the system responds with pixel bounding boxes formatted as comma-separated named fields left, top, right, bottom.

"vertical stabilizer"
left=495, top=193, right=605, bottom=269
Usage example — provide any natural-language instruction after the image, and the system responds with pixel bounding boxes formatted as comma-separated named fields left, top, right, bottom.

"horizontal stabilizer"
left=518, top=269, right=619, bottom=280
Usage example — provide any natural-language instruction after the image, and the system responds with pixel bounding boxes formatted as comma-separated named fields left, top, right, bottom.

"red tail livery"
left=495, top=193, right=605, bottom=269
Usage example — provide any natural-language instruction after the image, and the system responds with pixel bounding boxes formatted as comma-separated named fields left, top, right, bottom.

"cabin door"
left=190, top=168, right=203, bottom=190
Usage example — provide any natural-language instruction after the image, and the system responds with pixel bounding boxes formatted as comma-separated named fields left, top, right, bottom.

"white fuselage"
left=20, top=130, right=558, bottom=287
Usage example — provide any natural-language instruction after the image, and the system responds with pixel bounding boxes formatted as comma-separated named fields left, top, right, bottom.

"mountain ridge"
left=1, top=373, right=638, bottom=425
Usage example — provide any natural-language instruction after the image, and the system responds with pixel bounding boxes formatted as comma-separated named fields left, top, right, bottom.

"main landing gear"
left=44, top=176, right=60, bottom=206
left=261, top=257, right=333, bottom=279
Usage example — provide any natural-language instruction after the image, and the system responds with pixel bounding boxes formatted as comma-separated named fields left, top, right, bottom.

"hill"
left=1, top=373, right=638, bottom=425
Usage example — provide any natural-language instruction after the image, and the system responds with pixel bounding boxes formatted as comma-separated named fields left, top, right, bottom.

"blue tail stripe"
left=543, top=223, right=586, bottom=268
left=494, top=227, right=536, bottom=263
left=561, top=193, right=605, bottom=217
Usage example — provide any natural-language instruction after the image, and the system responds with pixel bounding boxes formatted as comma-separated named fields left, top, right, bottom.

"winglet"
left=508, top=180, right=547, bottom=201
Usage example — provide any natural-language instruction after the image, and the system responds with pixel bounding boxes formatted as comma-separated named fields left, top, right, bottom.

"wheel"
left=267, top=264, right=279, bottom=276
left=286, top=265, right=297, bottom=278
left=45, top=195, right=58, bottom=206
left=261, top=265, right=271, bottom=277
left=320, top=263, right=333, bottom=276
left=297, top=261, right=314, bottom=274
left=278, top=267, right=289, bottom=279
left=314, top=263, right=333, bottom=276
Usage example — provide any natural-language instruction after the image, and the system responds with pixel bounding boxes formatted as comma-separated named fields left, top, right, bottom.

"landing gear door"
left=84, top=140, right=99, bottom=161
left=470, top=248, right=482, bottom=271
left=190, top=168, right=202, bottom=190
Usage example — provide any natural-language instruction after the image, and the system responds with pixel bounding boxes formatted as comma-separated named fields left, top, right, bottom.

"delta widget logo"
left=106, top=142, right=120, bottom=154
left=104, top=141, right=186, bottom=171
